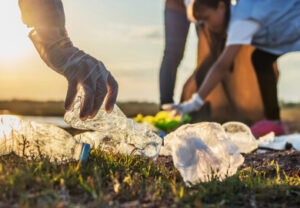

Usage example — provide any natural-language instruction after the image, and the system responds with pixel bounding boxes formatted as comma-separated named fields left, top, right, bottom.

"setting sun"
left=0, top=1, right=31, bottom=59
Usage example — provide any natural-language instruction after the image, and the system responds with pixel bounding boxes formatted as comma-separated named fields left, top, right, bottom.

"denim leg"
left=159, top=7, right=190, bottom=105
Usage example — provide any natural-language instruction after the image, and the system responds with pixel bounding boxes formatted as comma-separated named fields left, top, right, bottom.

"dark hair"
left=193, top=0, right=231, bottom=29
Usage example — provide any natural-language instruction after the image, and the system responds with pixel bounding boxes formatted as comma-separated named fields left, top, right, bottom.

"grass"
left=0, top=148, right=299, bottom=208
left=0, top=102, right=299, bottom=207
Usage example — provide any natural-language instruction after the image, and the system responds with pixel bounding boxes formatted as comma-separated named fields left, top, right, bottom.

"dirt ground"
left=157, top=119, right=300, bottom=177
left=156, top=118, right=300, bottom=178
left=157, top=150, right=300, bottom=177
left=243, top=119, right=300, bottom=177
left=242, top=150, right=300, bottom=177
left=265, top=121, right=300, bottom=178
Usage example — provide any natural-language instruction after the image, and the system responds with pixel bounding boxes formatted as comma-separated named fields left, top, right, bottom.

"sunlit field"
left=0, top=1, right=300, bottom=207
left=0, top=148, right=299, bottom=207
left=0, top=101, right=299, bottom=207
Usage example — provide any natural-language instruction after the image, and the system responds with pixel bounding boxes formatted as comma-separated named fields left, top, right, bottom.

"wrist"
left=184, top=0, right=192, bottom=7
left=192, top=93, right=204, bottom=109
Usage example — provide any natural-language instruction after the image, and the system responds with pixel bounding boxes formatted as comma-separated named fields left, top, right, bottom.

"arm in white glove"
left=162, top=93, right=204, bottom=120
left=162, top=45, right=242, bottom=120
left=19, top=0, right=118, bottom=120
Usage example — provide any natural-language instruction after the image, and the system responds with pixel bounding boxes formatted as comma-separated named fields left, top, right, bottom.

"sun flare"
left=0, top=1, right=32, bottom=59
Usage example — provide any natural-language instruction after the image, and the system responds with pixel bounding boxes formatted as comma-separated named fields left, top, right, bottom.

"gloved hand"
left=63, top=56, right=119, bottom=121
left=19, top=0, right=119, bottom=121
left=30, top=31, right=118, bottom=120
left=162, top=93, right=204, bottom=120
left=29, top=30, right=119, bottom=120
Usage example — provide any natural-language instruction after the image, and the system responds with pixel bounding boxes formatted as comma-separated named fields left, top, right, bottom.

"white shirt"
left=226, top=19, right=261, bottom=46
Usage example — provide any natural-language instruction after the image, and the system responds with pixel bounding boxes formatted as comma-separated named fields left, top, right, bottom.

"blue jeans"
left=159, top=7, right=190, bottom=105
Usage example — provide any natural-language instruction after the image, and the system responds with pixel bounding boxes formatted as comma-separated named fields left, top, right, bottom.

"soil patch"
left=242, top=150, right=300, bottom=177
left=157, top=150, right=300, bottom=178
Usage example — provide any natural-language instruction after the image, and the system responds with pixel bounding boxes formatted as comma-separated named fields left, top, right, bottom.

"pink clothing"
left=251, top=120, right=285, bottom=137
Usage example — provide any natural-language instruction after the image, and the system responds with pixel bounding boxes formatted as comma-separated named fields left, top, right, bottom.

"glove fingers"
left=179, top=114, right=186, bottom=122
left=174, top=110, right=183, bottom=117
left=162, top=104, right=182, bottom=119
left=88, top=79, right=108, bottom=118
left=169, top=108, right=182, bottom=119
left=161, top=104, right=175, bottom=111
left=80, top=85, right=95, bottom=121
left=65, top=81, right=78, bottom=111
left=105, top=74, right=118, bottom=113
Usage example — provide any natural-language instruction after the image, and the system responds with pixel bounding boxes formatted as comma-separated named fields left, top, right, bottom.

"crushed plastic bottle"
left=160, top=122, right=244, bottom=185
left=0, top=115, right=90, bottom=163
left=222, top=122, right=258, bottom=153
left=64, top=88, right=162, bottom=159
left=74, top=129, right=160, bottom=158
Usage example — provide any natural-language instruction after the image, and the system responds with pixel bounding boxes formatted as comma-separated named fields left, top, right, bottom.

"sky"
left=0, top=0, right=299, bottom=103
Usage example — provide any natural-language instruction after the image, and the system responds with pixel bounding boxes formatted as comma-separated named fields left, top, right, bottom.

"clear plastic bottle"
left=0, top=115, right=89, bottom=163
left=64, top=88, right=162, bottom=159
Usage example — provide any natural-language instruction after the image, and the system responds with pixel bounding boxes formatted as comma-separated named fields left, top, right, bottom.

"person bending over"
left=164, top=0, right=300, bottom=136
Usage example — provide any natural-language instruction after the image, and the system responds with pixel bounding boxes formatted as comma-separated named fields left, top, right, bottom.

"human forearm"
left=197, top=60, right=229, bottom=99
left=28, top=28, right=76, bottom=73
left=29, top=28, right=118, bottom=119
left=163, top=46, right=241, bottom=117
left=19, top=0, right=65, bottom=28
left=197, top=45, right=241, bottom=100
left=19, top=0, right=119, bottom=119
left=19, top=0, right=72, bottom=73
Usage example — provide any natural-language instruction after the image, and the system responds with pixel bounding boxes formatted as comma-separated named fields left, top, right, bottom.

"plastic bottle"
left=0, top=115, right=90, bottom=163
left=64, top=88, right=162, bottom=159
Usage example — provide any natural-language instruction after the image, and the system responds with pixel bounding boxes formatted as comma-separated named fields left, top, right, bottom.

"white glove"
left=162, top=93, right=204, bottom=120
